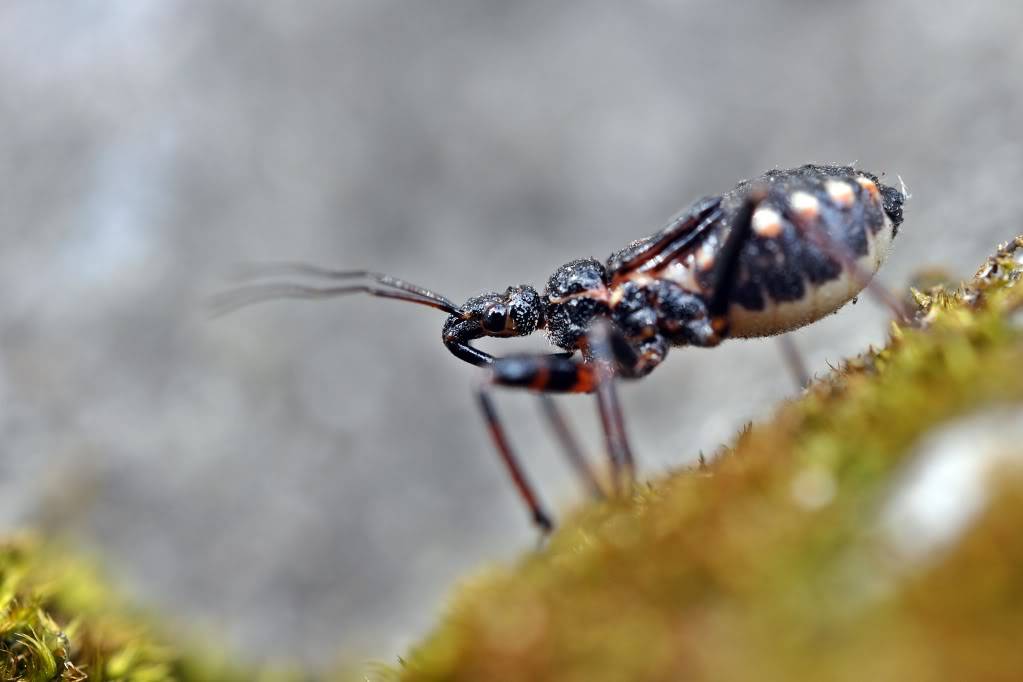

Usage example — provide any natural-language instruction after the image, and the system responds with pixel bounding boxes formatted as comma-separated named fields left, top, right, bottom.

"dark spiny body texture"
left=530, top=164, right=905, bottom=370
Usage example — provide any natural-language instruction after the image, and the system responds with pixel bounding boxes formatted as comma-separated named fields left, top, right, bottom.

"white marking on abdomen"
left=728, top=213, right=895, bottom=338
left=752, top=207, right=783, bottom=237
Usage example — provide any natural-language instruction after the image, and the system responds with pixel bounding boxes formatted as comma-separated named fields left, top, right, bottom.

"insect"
left=216, top=164, right=907, bottom=533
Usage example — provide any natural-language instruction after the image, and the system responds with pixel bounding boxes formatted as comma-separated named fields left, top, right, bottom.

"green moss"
left=0, top=535, right=315, bottom=681
left=5, top=238, right=1023, bottom=681
left=391, top=236, right=1023, bottom=682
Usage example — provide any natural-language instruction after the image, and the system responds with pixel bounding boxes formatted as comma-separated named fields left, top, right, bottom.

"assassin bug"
left=215, top=164, right=907, bottom=533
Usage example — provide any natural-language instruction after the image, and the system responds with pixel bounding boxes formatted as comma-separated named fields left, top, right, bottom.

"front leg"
left=478, top=322, right=663, bottom=531
left=475, top=354, right=598, bottom=533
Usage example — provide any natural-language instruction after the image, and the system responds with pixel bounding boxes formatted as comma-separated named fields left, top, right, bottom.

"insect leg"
left=536, top=394, right=606, bottom=500
left=476, top=383, right=555, bottom=533
left=479, top=350, right=612, bottom=531
left=443, top=319, right=577, bottom=368
left=585, top=320, right=637, bottom=494
left=484, top=327, right=638, bottom=505
left=703, top=191, right=764, bottom=337
left=776, top=335, right=811, bottom=389
left=483, top=352, right=604, bottom=508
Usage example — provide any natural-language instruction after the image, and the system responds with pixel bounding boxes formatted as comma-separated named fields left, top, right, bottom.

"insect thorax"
left=543, top=258, right=719, bottom=355
left=543, top=258, right=610, bottom=350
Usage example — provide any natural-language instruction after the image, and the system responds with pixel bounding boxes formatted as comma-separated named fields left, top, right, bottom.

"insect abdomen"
left=722, top=165, right=904, bottom=338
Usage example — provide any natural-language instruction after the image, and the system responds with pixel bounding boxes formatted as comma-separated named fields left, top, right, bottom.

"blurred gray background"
left=2, top=0, right=1022, bottom=667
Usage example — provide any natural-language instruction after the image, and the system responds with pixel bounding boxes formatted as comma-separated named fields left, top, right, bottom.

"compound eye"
left=482, top=306, right=507, bottom=333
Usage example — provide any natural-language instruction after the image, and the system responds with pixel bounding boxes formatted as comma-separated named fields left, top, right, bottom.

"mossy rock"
left=0, top=536, right=326, bottom=681
left=392, top=237, right=1023, bottom=682
left=4, top=238, right=1022, bottom=681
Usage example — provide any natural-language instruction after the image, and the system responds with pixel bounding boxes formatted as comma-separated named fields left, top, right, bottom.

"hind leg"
left=776, top=335, right=811, bottom=389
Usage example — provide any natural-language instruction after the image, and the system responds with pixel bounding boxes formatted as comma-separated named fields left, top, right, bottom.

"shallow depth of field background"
left=2, top=0, right=1022, bottom=665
